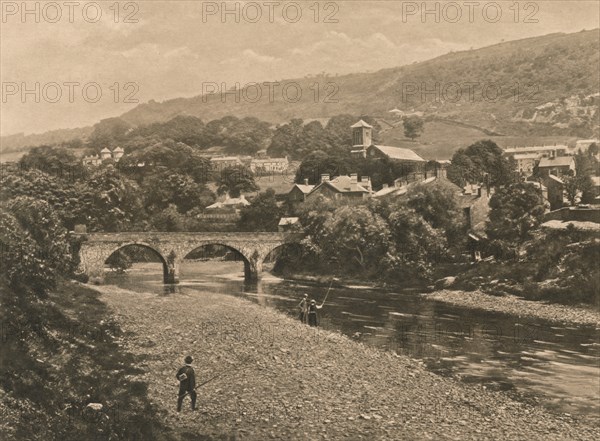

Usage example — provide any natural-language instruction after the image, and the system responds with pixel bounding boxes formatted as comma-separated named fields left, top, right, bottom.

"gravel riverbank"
left=93, top=284, right=600, bottom=440
left=424, top=290, right=600, bottom=327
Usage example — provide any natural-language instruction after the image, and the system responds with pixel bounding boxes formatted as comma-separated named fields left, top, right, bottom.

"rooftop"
left=371, top=145, right=426, bottom=162
left=351, top=119, right=373, bottom=129
left=326, top=175, right=371, bottom=193
left=504, top=145, right=568, bottom=153
left=252, top=157, right=288, bottom=163
left=278, top=217, right=299, bottom=226
left=539, top=157, right=575, bottom=168
left=541, top=220, right=600, bottom=232
left=293, top=184, right=315, bottom=194
left=210, top=156, right=242, bottom=162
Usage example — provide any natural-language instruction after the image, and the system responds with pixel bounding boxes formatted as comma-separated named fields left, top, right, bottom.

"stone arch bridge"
left=75, top=232, right=301, bottom=283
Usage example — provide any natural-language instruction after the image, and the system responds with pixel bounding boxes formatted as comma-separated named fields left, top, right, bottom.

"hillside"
left=118, top=29, right=599, bottom=135
left=1, top=29, right=598, bottom=154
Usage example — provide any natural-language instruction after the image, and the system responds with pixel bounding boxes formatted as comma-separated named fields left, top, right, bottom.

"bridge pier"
left=244, top=258, right=263, bottom=282
left=164, top=255, right=180, bottom=284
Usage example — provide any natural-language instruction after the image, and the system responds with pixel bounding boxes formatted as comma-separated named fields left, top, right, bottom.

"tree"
left=237, top=189, right=282, bottom=231
left=385, top=207, right=446, bottom=279
left=322, top=206, right=391, bottom=274
left=1, top=197, right=71, bottom=294
left=76, top=165, right=145, bottom=232
left=406, top=180, right=467, bottom=248
left=0, top=208, right=56, bottom=295
left=447, top=140, right=515, bottom=187
left=294, top=151, right=357, bottom=185
left=148, top=204, right=187, bottom=232
left=88, top=117, right=132, bottom=147
left=0, top=168, right=81, bottom=229
left=267, top=118, right=306, bottom=158
left=142, top=172, right=215, bottom=214
left=224, top=117, right=272, bottom=155
left=216, top=165, right=259, bottom=197
left=563, top=174, right=594, bottom=205
left=19, top=146, right=86, bottom=181
left=403, top=116, right=424, bottom=140
left=486, top=182, right=546, bottom=257
left=130, top=115, right=206, bottom=147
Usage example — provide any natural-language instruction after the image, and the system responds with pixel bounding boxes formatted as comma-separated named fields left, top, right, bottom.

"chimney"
left=303, top=178, right=309, bottom=185
left=350, top=173, right=358, bottom=183
left=382, top=183, right=389, bottom=189
left=321, top=174, right=330, bottom=183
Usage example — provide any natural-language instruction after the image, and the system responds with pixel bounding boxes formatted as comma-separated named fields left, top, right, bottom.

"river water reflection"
left=105, top=262, right=600, bottom=422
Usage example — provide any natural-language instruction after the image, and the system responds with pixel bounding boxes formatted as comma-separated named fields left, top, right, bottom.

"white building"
left=83, top=147, right=125, bottom=166
left=250, top=156, right=289, bottom=173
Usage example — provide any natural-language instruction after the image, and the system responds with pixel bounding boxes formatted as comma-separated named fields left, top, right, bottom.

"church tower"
left=350, top=119, right=373, bottom=157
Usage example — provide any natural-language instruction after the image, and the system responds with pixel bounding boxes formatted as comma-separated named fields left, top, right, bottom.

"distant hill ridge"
left=2, top=29, right=598, bottom=152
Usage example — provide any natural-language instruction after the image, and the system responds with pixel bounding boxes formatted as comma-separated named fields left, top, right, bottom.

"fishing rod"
left=178, top=356, right=255, bottom=399
left=320, top=279, right=335, bottom=307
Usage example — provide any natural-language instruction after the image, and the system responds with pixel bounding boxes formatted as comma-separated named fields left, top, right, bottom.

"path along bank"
left=91, top=283, right=600, bottom=441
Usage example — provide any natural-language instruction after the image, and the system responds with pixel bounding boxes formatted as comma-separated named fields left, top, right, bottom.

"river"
left=105, top=261, right=600, bottom=423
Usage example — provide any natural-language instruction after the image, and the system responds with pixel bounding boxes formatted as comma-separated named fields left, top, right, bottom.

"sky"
left=1, top=0, right=599, bottom=136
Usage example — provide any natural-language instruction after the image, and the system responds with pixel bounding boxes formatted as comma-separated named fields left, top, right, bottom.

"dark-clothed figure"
left=298, top=293, right=309, bottom=323
left=176, top=355, right=197, bottom=412
left=307, top=299, right=323, bottom=327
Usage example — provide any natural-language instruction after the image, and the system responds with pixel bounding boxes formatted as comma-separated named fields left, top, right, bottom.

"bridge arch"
left=104, top=242, right=171, bottom=283
left=181, top=242, right=253, bottom=280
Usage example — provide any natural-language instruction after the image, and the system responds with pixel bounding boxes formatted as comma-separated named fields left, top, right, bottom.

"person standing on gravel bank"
left=298, top=293, right=309, bottom=323
left=307, top=299, right=323, bottom=327
left=176, top=355, right=197, bottom=412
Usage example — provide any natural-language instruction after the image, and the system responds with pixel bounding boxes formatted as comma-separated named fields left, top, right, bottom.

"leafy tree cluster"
left=282, top=182, right=467, bottom=282
left=88, top=115, right=272, bottom=156
left=485, top=182, right=546, bottom=258
left=10, top=142, right=223, bottom=233
left=403, top=116, right=424, bottom=140
left=268, top=115, right=382, bottom=160
left=0, top=197, right=71, bottom=295
left=447, top=140, right=516, bottom=188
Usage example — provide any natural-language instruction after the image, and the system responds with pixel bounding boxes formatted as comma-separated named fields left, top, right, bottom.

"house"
left=83, top=147, right=125, bottom=166
left=504, top=145, right=570, bottom=175
left=113, top=146, right=124, bottom=161
left=504, top=145, right=568, bottom=158
left=278, top=217, right=299, bottom=232
left=205, top=194, right=250, bottom=210
left=288, top=179, right=315, bottom=203
left=350, top=119, right=426, bottom=167
left=545, top=175, right=566, bottom=211
left=305, top=173, right=372, bottom=201
left=82, top=155, right=102, bottom=166
left=250, top=156, right=289, bottom=174
left=513, top=153, right=539, bottom=176
left=538, top=156, right=576, bottom=179
left=210, top=156, right=243, bottom=171
left=100, top=147, right=112, bottom=161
